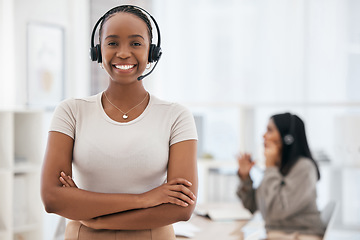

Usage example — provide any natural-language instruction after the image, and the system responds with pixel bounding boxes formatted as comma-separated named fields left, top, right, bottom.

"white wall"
left=10, top=0, right=90, bottom=107
left=152, top=0, right=359, bottom=163
left=0, top=0, right=15, bottom=108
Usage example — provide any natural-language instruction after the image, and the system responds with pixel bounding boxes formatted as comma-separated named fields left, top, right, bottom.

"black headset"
left=89, top=5, right=162, bottom=80
left=283, top=113, right=295, bottom=145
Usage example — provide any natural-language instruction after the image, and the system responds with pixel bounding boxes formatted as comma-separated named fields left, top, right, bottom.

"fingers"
left=167, top=178, right=192, bottom=187
left=166, top=178, right=196, bottom=207
left=238, top=153, right=253, bottom=170
left=59, top=171, right=78, bottom=188
left=168, top=196, right=192, bottom=207
left=237, top=152, right=255, bottom=180
left=169, top=184, right=196, bottom=201
left=167, top=178, right=196, bottom=200
left=244, top=153, right=252, bottom=162
left=237, top=152, right=252, bottom=163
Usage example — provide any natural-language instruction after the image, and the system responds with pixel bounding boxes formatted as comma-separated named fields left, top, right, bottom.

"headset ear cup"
left=284, top=134, right=294, bottom=145
left=148, top=44, right=161, bottom=62
left=96, top=44, right=102, bottom=63
left=148, top=44, right=155, bottom=62
left=90, top=47, right=97, bottom=61
left=90, top=44, right=102, bottom=62
left=283, top=113, right=295, bottom=145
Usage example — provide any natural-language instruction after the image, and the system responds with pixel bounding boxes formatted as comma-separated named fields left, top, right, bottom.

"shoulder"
left=151, top=96, right=198, bottom=144
left=52, top=94, right=100, bottom=123
left=289, top=157, right=318, bottom=180
left=55, top=94, right=98, bottom=112
left=59, top=94, right=97, bottom=107
left=293, top=157, right=316, bottom=171
left=151, top=95, right=192, bottom=115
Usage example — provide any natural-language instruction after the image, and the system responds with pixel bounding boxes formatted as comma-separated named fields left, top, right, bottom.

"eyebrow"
left=129, top=34, right=145, bottom=40
left=104, top=34, right=145, bottom=40
left=105, top=35, right=119, bottom=40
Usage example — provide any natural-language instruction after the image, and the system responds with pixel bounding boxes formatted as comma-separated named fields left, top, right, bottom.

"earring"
left=146, top=63, right=151, bottom=69
left=99, top=63, right=104, bottom=69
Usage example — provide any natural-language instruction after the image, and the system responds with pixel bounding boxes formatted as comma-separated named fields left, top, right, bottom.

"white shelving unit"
left=0, top=110, right=43, bottom=240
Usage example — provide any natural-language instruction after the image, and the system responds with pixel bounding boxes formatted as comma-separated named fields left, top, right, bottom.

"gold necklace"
left=103, top=91, right=149, bottom=120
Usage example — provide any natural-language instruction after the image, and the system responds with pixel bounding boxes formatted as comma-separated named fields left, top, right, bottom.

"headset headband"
left=90, top=5, right=161, bottom=50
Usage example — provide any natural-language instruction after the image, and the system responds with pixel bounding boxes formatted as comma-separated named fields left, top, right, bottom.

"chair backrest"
left=321, top=201, right=337, bottom=239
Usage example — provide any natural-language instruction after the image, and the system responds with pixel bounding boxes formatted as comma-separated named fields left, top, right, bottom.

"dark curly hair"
left=98, top=5, right=153, bottom=44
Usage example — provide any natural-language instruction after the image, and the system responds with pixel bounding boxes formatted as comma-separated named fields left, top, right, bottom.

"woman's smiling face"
left=100, top=12, right=150, bottom=84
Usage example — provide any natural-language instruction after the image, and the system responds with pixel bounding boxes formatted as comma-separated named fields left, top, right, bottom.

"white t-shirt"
left=50, top=92, right=198, bottom=194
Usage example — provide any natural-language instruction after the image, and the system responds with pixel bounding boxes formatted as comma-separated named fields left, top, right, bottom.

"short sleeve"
left=169, top=104, right=198, bottom=146
left=49, top=99, right=76, bottom=139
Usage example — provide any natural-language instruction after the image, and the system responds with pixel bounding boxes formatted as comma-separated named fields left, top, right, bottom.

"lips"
left=114, top=64, right=135, bottom=70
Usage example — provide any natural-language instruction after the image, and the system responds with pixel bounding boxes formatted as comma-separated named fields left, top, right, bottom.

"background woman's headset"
left=89, top=5, right=162, bottom=80
left=283, top=113, right=295, bottom=145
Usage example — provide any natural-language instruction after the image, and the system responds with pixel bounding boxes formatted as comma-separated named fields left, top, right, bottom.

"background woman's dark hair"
left=98, top=5, right=153, bottom=43
left=271, top=113, right=321, bottom=180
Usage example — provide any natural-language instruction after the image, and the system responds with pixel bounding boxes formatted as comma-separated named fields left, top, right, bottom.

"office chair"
left=321, top=201, right=337, bottom=240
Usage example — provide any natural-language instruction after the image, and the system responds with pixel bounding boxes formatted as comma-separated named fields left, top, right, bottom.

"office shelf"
left=0, top=232, right=11, bottom=240
left=0, top=110, right=43, bottom=240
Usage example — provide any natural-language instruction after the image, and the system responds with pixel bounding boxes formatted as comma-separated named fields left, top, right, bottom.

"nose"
left=116, top=45, right=131, bottom=59
left=263, top=132, right=268, bottom=142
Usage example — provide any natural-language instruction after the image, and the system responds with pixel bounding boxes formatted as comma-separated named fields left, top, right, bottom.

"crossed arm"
left=41, top=131, right=198, bottom=229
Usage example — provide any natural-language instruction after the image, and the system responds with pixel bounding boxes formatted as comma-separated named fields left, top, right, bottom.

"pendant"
left=122, top=114, right=128, bottom=119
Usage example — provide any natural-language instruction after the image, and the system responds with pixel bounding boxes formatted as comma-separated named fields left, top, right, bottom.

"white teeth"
left=115, top=65, right=134, bottom=70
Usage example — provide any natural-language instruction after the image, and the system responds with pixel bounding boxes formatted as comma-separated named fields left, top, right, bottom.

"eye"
left=107, top=42, right=118, bottom=46
left=131, top=42, right=142, bottom=47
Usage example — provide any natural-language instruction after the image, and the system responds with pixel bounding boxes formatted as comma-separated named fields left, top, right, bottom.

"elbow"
left=264, top=209, right=288, bottom=222
left=179, top=211, right=192, bottom=222
left=41, top=189, right=59, bottom=214
left=44, top=205, right=56, bottom=214
left=42, top=196, right=56, bottom=214
left=178, top=205, right=195, bottom=221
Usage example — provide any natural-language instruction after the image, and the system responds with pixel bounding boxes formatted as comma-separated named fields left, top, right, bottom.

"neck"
left=106, top=81, right=146, bottom=97
left=104, top=84, right=148, bottom=108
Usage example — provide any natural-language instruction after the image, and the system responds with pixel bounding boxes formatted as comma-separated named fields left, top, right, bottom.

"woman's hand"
left=237, top=153, right=255, bottom=180
left=264, top=141, right=281, bottom=167
left=59, top=171, right=78, bottom=188
left=140, top=178, right=196, bottom=209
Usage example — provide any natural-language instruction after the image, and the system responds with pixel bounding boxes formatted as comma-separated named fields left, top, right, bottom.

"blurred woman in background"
left=237, top=112, right=324, bottom=240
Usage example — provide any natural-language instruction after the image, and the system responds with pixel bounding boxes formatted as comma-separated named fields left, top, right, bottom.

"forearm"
left=88, top=202, right=195, bottom=230
left=237, top=177, right=257, bottom=213
left=42, top=186, right=143, bottom=220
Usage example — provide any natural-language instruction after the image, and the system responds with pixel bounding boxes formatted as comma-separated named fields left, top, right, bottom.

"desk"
left=176, top=214, right=247, bottom=240
left=176, top=203, right=360, bottom=240
left=176, top=203, right=248, bottom=240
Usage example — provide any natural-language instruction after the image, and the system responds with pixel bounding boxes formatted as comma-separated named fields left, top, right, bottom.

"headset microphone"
left=137, top=53, right=162, bottom=81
